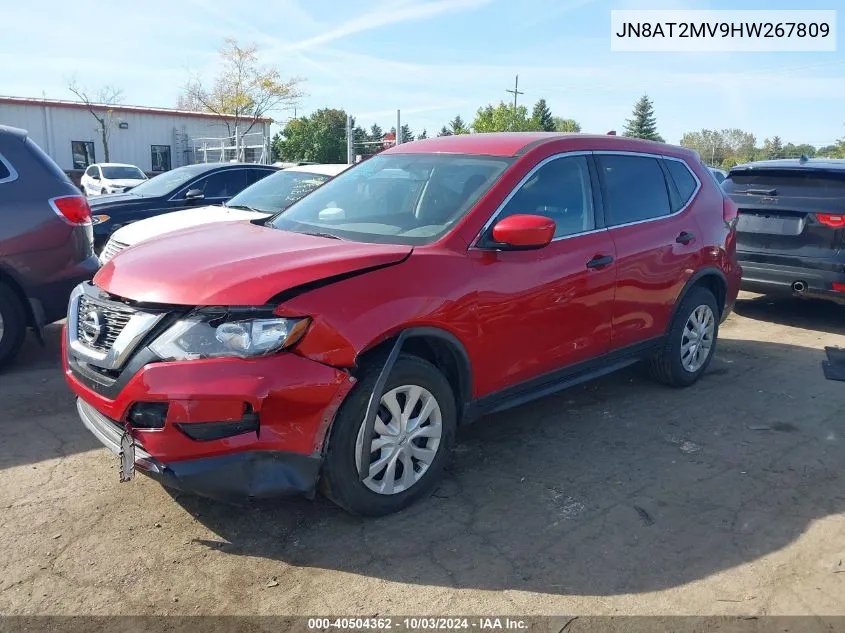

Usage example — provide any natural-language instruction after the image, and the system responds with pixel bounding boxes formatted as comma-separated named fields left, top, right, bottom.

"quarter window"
left=495, top=155, right=595, bottom=239
left=664, top=158, right=698, bottom=210
left=598, top=154, right=671, bottom=226
left=151, top=145, right=171, bottom=172
left=71, top=141, right=95, bottom=169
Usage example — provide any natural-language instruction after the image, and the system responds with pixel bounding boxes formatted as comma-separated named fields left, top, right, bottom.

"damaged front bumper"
left=76, top=397, right=322, bottom=501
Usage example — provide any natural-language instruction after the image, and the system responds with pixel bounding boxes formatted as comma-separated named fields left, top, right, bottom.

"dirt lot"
left=1, top=292, right=843, bottom=616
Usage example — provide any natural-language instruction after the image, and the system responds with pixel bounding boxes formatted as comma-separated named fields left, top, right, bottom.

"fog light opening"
left=127, top=402, right=169, bottom=429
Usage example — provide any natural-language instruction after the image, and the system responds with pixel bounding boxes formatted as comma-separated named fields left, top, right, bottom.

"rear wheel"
left=321, top=354, right=456, bottom=516
left=648, top=286, right=719, bottom=387
left=0, top=283, right=27, bottom=370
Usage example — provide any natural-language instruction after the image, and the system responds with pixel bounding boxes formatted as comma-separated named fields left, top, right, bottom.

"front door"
left=469, top=153, right=617, bottom=398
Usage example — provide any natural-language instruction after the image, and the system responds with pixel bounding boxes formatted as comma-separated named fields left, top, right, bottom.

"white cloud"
left=280, top=0, right=495, bottom=52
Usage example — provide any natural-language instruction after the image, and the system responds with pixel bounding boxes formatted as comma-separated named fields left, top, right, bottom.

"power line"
left=505, top=74, right=524, bottom=112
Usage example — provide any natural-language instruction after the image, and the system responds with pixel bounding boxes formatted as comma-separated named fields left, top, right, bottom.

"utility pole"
left=346, top=115, right=354, bottom=165
left=505, top=75, right=524, bottom=131
left=396, top=109, right=402, bottom=145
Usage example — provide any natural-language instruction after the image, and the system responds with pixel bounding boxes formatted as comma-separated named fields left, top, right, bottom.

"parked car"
left=64, top=133, right=741, bottom=516
left=99, top=164, right=349, bottom=264
left=0, top=125, right=99, bottom=368
left=709, top=166, right=727, bottom=184
left=88, top=162, right=278, bottom=252
left=81, top=163, right=148, bottom=196
left=723, top=157, right=845, bottom=303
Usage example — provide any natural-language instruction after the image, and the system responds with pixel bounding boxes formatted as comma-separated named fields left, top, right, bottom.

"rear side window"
left=196, top=169, right=247, bottom=198
left=598, top=154, right=671, bottom=226
left=247, top=168, right=275, bottom=185
left=664, top=159, right=698, bottom=209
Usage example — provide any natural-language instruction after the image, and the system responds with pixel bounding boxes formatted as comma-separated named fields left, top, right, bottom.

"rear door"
left=596, top=152, right=703, bottom=350
left=724, top=167, right=845, bottom=262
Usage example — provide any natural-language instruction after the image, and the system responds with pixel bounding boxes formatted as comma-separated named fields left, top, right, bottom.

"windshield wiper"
left=226, top=204, right=266, bottom=213
left=300, top=231, right=344, bottom=240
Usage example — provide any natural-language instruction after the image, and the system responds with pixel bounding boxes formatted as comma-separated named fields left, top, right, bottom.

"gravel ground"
left=1, top=291, right=843, bottom=616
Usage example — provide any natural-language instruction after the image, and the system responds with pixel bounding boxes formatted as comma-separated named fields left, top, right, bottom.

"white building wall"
left=0, top=102, right=270, bottom=171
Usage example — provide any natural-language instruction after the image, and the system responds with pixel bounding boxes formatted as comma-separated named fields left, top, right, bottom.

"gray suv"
left=0, top=125, right=99, bottom=368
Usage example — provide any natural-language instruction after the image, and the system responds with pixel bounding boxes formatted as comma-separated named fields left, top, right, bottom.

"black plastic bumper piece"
left=142, top=450, right=322, bottom=503
left=739, top=257, right=845, bottom=303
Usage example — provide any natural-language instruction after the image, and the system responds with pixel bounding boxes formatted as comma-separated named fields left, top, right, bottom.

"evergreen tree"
left=623, top=94, right=664, bottom=142
left=418, top=129, right=428, bottom=140
left=449, top=115, right=469, bottom=135
left=438, top=126, right=453, bottom=137
left=531, top=98, right=555, bottom=132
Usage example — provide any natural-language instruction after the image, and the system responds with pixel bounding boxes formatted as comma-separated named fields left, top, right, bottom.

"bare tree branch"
left=67, top=77, right=123, bottom=163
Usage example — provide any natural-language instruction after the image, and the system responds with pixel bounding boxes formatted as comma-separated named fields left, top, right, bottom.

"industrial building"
left=0, top=96, right=273, bottom=173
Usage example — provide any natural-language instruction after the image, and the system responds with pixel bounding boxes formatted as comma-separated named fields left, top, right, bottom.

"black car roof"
left=0, top=125, right=28, bottom=140
left=730, top=158, right=845, bottom=173
left=174, top=162, right=276, bottom=175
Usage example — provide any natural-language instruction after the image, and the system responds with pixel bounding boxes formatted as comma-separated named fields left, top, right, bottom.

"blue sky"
left=1, top=0, right=842, bottom=146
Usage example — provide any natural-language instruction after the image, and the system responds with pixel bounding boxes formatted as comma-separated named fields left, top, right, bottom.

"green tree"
left=418, top=129, right=428, bottom=140
left=783, top=143, right=816, bottom=158
left=275, top=108, right=348, bottom=163
left=623, top=94, right=664, bottom=142
left=390, top=124, right=415, bottom=143
left=553, top=117, right=581, bottom=133
left=179, top=38, right=302, bottom=140
left=531, top=98, right=555, bottom=132
left=472, top=102, right=533, bottom=133
left=438, top=126, right=453, bottom=137
left=449, top=115, right=470, bottom=135
left=270, top=131, right=284, bottom=162
left=763, top=136, right=784, bottom=159
left=680, top=128, right=757, bottom=166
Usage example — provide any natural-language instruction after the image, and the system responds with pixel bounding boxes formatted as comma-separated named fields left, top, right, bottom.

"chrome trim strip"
left=471, top=150, right=594, bottom=248
left=76, top=398, right=152, bottom=461
left=67, top=283, right=164, bottom=371
left=0, top=151, right=18, bottom=185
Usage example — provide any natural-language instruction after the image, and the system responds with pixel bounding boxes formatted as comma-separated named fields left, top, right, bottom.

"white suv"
left=81, top=163, right=148, bottom=196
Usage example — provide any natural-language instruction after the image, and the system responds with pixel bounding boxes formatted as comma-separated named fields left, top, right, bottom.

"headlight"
left=150, top=314, right=310, bottom=361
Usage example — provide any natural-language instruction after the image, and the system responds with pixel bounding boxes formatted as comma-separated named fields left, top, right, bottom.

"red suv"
left=63, top=133, right=741, bottom=516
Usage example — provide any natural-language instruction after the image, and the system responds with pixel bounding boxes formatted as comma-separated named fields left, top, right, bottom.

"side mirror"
left=491, top=214, right=555, bottom=250
left=185, top=188, right=204, bottom=201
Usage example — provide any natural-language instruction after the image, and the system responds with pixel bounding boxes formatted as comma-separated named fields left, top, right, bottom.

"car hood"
left=109, top=205, right=267, bottom=246
left=95, top=221, right=413, bottom=306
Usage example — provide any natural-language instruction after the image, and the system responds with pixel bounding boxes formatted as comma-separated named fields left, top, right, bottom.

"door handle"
left=676, top=231, right=695, bottom=244
left=586, top=255, right=614, bottom=269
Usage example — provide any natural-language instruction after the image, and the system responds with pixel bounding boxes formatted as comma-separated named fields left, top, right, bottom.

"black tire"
left=0, top=282, right=27, bottom=370
left=100, top=188, right=107, bottom=195
left=320, top=353, right=456, bottom=517
left=648, top=286, right=719, bottom=388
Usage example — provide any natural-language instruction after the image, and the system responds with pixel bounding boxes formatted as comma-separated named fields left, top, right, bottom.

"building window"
left=71, top=141, right=95, bottom=169
left=151, top=145, right=172, bottom=172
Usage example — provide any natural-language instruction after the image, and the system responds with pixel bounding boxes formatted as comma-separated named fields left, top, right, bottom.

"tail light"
left=723, top=197, right=739, bottom=230
left=49, top=195, right=92, bottom=225
left=816, top=213, right=845, bottom=228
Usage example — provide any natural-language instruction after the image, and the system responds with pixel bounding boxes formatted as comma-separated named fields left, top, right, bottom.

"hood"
left=109, top=205, right=266, bottom=246
left=95, top=221, right=412, bottom=306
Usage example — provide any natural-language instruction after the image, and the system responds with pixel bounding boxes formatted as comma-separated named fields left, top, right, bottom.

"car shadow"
left=0, top=323, right=101, bottom=470
left=734, top=292, right=845, bottom=336
left=171, top=337, right=845, bottom=596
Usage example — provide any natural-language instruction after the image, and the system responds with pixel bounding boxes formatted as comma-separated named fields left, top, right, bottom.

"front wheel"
left=321, top=353, right=456, bottom=516
left=648, top=286, right=719, bottom=387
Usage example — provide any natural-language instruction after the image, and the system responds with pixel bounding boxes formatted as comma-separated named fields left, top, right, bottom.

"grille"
left=77, top=296, right=135, bottom=353
left=100, top=239, right=128, bottom=264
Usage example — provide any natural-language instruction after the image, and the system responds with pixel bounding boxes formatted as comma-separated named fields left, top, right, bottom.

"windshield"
left=269, top=154, right=512, bottom=245
left=227, top=170, right=331, bottom=213
left=128, top=165, right=209, bottom=197
left=102, top=166, right=146, bottom=180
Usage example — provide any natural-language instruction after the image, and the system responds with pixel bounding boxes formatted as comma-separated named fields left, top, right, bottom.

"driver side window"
left=497, top=155, right=595, bottom=238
